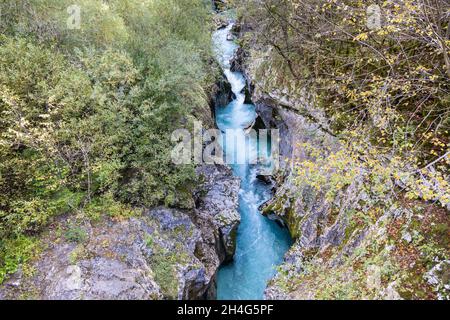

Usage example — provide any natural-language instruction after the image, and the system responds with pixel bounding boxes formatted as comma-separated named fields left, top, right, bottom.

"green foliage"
left=150, top=246, right=190, bottom=299
left=84, top=193, right=140, bottom=221
left=64, top=226, right=88, bottom=244
left=68, top=244, right=89, bottom=265
left=0, top=236, right=40, bottom=284
left=151, top=253, right=180, bottom=299
left=0, top=0, right=129, bottom=49
left=240, top=0, right=449, bottom=300
left=240, top=0, right=450, bottom=207
left=0, top=0, right=215, bottom=282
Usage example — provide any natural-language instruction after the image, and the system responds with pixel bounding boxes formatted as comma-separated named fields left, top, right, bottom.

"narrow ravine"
left=213, top=23, right=293, bottom=300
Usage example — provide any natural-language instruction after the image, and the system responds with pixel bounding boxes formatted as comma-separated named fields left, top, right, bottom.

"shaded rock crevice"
left=211, top=72, right=234, bottom=109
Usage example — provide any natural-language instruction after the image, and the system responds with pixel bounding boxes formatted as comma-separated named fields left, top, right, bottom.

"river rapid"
left=213, top=23, right=292, bottom=300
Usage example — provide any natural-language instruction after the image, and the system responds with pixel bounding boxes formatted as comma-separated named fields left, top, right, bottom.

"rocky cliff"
left=230, top=20, right=450, bottom=300
left=0, top=160, right=240, bottom=299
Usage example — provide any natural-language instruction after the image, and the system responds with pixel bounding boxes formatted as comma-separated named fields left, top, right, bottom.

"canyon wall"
left=230, top=21, right=449, bottom=300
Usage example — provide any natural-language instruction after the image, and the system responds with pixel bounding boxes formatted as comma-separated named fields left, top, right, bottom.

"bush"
left=64, top=226, right=88, bottom=244
left=0, top=236, right=40, bottom=284
left=0, top=0, right=215, bottom=282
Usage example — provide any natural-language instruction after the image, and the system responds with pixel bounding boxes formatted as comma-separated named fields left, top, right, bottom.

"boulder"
left=212, top=73, right=234, bottom=108
left=195, top=164, right=241, bottom=263
left=230, top=47, right=245, bottom=73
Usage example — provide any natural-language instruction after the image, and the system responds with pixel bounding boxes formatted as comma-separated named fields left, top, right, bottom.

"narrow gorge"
left=0, top=0, right=448, bottom=302
left=212, top=23, right=292, bottom=300
left=216, top=1, right=449, bottom=300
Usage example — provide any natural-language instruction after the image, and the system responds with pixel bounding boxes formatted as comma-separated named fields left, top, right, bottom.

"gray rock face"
left=213, top=15, right=229, bottom=30
left=230, top=47, right=246, bottom=73
left=195, top=164, right=241, bottom=263
left=425, top=260, right=450, bottom=300
left=212, top=73, right=234, bottom=108
left=0, top=215, right=163, bottom=300
left=0, top=165, right=240, bottom=300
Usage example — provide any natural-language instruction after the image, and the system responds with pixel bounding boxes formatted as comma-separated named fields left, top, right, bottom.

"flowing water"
left=213, top=24, right=293, bottom=300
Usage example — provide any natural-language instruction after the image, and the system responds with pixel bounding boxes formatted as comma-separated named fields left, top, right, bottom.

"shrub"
left=0, top=0, right=215, bottom=283
left=64, top=226, right=88, bottom=244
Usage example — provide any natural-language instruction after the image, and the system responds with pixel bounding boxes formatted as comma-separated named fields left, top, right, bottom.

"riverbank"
left=228, top=2, right=450, bottom=300
left=213, top=21, right=293, bottom=300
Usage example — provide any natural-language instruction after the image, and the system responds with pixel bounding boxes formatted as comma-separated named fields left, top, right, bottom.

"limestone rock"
left=212, top=73, right=234, bottom=108
left=195, top=164, right=241, bottom=262
left=0, top=164, right=241, bottom=300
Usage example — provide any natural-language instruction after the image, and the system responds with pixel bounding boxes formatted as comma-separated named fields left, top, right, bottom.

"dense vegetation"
left=235, top=0, right=449, bottom=299
left=238, top=0, right=449, bottom=208
left=0, top=0, right=215, bottom=282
